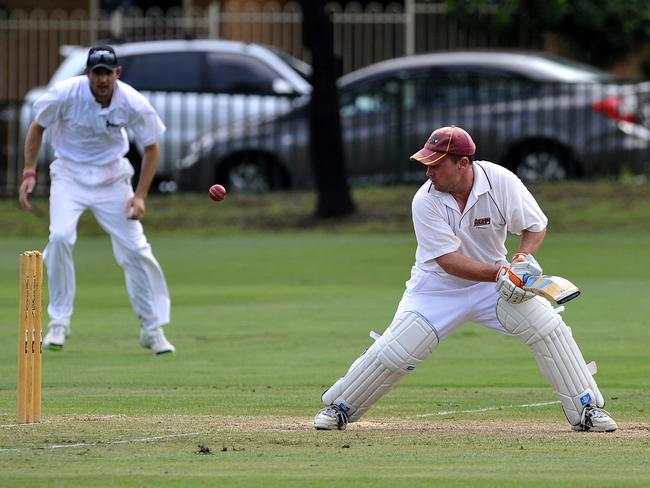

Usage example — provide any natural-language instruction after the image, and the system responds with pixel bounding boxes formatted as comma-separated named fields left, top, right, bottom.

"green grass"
left=0, top=181, right=649, bottom=486
left=2, top=179, right=649, bottom=237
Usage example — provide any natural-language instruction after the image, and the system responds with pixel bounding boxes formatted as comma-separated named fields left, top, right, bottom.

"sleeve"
left=504, top=173, right=548, bottom=235
left=412, top=191, right=461, bottom=262
left=33, top=84, right=64, bottom=128
left=127, top=92, right=166, bottom=147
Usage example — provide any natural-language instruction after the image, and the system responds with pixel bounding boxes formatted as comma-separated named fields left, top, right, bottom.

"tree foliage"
left=447, top=0, right=650, bottom=72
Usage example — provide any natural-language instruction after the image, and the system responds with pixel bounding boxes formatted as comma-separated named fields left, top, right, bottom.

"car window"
left=414, top=68, right=536, bottom=105
left=119, top=52, right=205, bottom=92
left=340, top=78, right=404, bottom=117
left=470, top=69, right=536, bottom=102
left=206, top=53, right=281, bottom=94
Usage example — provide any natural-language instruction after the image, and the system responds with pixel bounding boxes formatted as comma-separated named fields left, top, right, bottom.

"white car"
left=20, top=39, right=312, bottom=191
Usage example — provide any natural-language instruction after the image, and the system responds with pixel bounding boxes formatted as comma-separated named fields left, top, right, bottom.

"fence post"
left=89, top=0, right=99, bottom=43
left=110, top=8, right=123, bottom=40
left=183, top=0, right=193, bottom=35
left=404, top=0, right=415, bottom=56
left=208, top=2, right=220, bottom=39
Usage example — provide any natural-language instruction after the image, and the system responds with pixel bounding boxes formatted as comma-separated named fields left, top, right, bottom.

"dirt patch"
left=52, top=415, right=650, bottom=438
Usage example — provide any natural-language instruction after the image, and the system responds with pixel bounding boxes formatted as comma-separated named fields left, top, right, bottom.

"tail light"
left=592, top=96, right=637, bottom=123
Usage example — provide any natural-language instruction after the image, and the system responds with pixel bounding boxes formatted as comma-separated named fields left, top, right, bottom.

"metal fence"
left=3, top=79, right=650, bottom=197
left=0, top=1, right=542, bottom=101
left=5, top=2, right=647, bottom=198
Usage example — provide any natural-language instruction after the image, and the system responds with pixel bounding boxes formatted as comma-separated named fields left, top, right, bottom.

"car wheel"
left=514, top=145, right=570, bottom=182
left=221, top=155, right=288, bottom=193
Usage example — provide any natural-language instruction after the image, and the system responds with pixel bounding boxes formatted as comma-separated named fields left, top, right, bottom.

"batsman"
left=314, top=125, right=617, bottom=432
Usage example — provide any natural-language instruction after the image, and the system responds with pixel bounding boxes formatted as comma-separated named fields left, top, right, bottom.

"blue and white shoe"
left=314, top=404, right=348, bottom=430
left=572, top=404, right=618, bottom=432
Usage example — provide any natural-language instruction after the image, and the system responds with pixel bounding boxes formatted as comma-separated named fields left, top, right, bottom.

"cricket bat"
left=521, top=274, right=581, bottom=304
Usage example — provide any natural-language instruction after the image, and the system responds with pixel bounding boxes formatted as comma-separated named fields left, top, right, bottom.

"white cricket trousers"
left=44, top=171, right=170, bottom=331
left=394, top=266, right=510, bottom=341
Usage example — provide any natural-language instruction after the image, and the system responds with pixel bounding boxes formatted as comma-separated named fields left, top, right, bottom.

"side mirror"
left=272, top=78, right=296, bottom=95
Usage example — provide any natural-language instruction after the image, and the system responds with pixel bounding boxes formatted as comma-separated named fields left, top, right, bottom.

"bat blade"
left=522, top=274, right=581, bottom=304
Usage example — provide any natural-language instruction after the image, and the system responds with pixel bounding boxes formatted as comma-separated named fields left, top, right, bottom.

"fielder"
left=314, top=125, right=617, bottom=432
left=18, top=45, right=174, bottom=355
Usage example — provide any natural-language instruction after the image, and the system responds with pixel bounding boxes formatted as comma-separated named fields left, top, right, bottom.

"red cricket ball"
left=209, top=184, right=227, bottom=202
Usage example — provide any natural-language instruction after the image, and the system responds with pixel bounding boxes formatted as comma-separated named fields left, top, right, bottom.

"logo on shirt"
left=106, top=120, right=121, bottom=128
left=474, top=217, right=491, bottom=227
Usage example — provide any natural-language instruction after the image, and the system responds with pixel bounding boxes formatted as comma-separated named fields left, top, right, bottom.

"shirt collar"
left=471, top=161, right=492, bottom=196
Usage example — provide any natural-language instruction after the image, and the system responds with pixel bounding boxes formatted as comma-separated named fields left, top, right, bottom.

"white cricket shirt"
left=411, top=160, right=548, bottom=287
left=33, top=76, right=165, bottom=167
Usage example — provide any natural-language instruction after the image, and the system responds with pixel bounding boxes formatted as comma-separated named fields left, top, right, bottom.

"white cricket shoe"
left=139, top=328, right=176, bottom=355
left=572, top=404, right=618, bottom=432
left=314, top=405, right=348, bottom=430
left=42, top=324, right=69, bottom=350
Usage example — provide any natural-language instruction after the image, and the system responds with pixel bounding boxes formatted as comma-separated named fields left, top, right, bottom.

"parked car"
left=175, top=50, right=650, bottom=192
left=19, top=39, right=311, bottom=191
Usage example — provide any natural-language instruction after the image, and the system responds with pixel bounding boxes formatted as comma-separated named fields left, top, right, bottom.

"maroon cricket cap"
left=410, top=126, right=476, bottom=166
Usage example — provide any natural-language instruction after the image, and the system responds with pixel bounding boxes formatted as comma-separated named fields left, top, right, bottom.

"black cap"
left=86, top=45, right=118, bottom=71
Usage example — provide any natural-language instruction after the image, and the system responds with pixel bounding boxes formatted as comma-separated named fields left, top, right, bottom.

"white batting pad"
left=496, top=296, right=604, bottom=426
left=321, top=311, right=439, bottom=422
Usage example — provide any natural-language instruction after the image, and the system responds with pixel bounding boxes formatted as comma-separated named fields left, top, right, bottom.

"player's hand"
left=18, top=176, right=36, bottom=210
left=126, top=196, right=145, bottom=220
left=495, top=265, right=536, bottom=304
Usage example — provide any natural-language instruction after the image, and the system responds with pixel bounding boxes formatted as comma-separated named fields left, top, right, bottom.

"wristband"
left=22, top=169, right=36, bottom=181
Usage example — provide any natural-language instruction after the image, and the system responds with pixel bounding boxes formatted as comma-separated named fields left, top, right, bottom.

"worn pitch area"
left=3, top=416, right=649, bottom=452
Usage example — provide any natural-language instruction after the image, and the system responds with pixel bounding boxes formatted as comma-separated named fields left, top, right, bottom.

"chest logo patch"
left=474, top=217, right=491, bottom=227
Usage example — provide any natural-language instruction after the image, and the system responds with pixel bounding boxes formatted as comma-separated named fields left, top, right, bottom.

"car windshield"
left=529, top=53, right=616, bottom=82
left=266, top=46, right=312, bottom=81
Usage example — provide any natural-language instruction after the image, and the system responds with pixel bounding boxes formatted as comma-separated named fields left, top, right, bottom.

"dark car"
left=175, top=50, right=650, bottom=192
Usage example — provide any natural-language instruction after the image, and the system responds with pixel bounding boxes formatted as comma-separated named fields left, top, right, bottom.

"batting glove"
left=510, top=253, right=542, bottom=278
left=495, top=265, right=536, bottom=304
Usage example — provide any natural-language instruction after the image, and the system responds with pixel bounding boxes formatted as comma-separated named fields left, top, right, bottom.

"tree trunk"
left=300, top=0, right=356, bottom=218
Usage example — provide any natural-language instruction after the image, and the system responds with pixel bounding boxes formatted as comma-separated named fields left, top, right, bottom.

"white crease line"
left=1, top=401, right=562, bottom=450
left=414, top=400, right=560, bottom=418
left=0, top=432, right=204, bottom=452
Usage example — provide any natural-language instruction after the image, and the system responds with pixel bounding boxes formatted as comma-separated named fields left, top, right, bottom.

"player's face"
left=425, top=156, right=462, bottom=193
left=87, top=67, right=121, bottom=106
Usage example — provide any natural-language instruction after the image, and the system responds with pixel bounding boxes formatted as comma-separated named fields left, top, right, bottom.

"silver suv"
left=20, top=39, right=311, bottom=191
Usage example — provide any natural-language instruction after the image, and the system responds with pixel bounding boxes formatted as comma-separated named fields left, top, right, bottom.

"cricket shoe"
left=139, top=327, right=176, bottom=355
left=42, top=323, right=70, bottom=350
left=572, top=404, right=618, bottom=432
left=314, top=404, right=348, bottom=430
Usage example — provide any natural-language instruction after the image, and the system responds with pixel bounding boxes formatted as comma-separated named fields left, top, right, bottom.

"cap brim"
left=410, top=148, right=446, bottom=166
left=89, top=64, right=117, bottom=71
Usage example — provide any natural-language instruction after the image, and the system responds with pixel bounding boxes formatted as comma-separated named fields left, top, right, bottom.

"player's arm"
left=19, top=121, right=46, bottom=210
left=127, top=141, right=160, bottom=220
left=512, top=228, right=546, bottom=258
left=435, top=251, right=501, bottom=282
left=436, top=227, right=547, bottom=284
